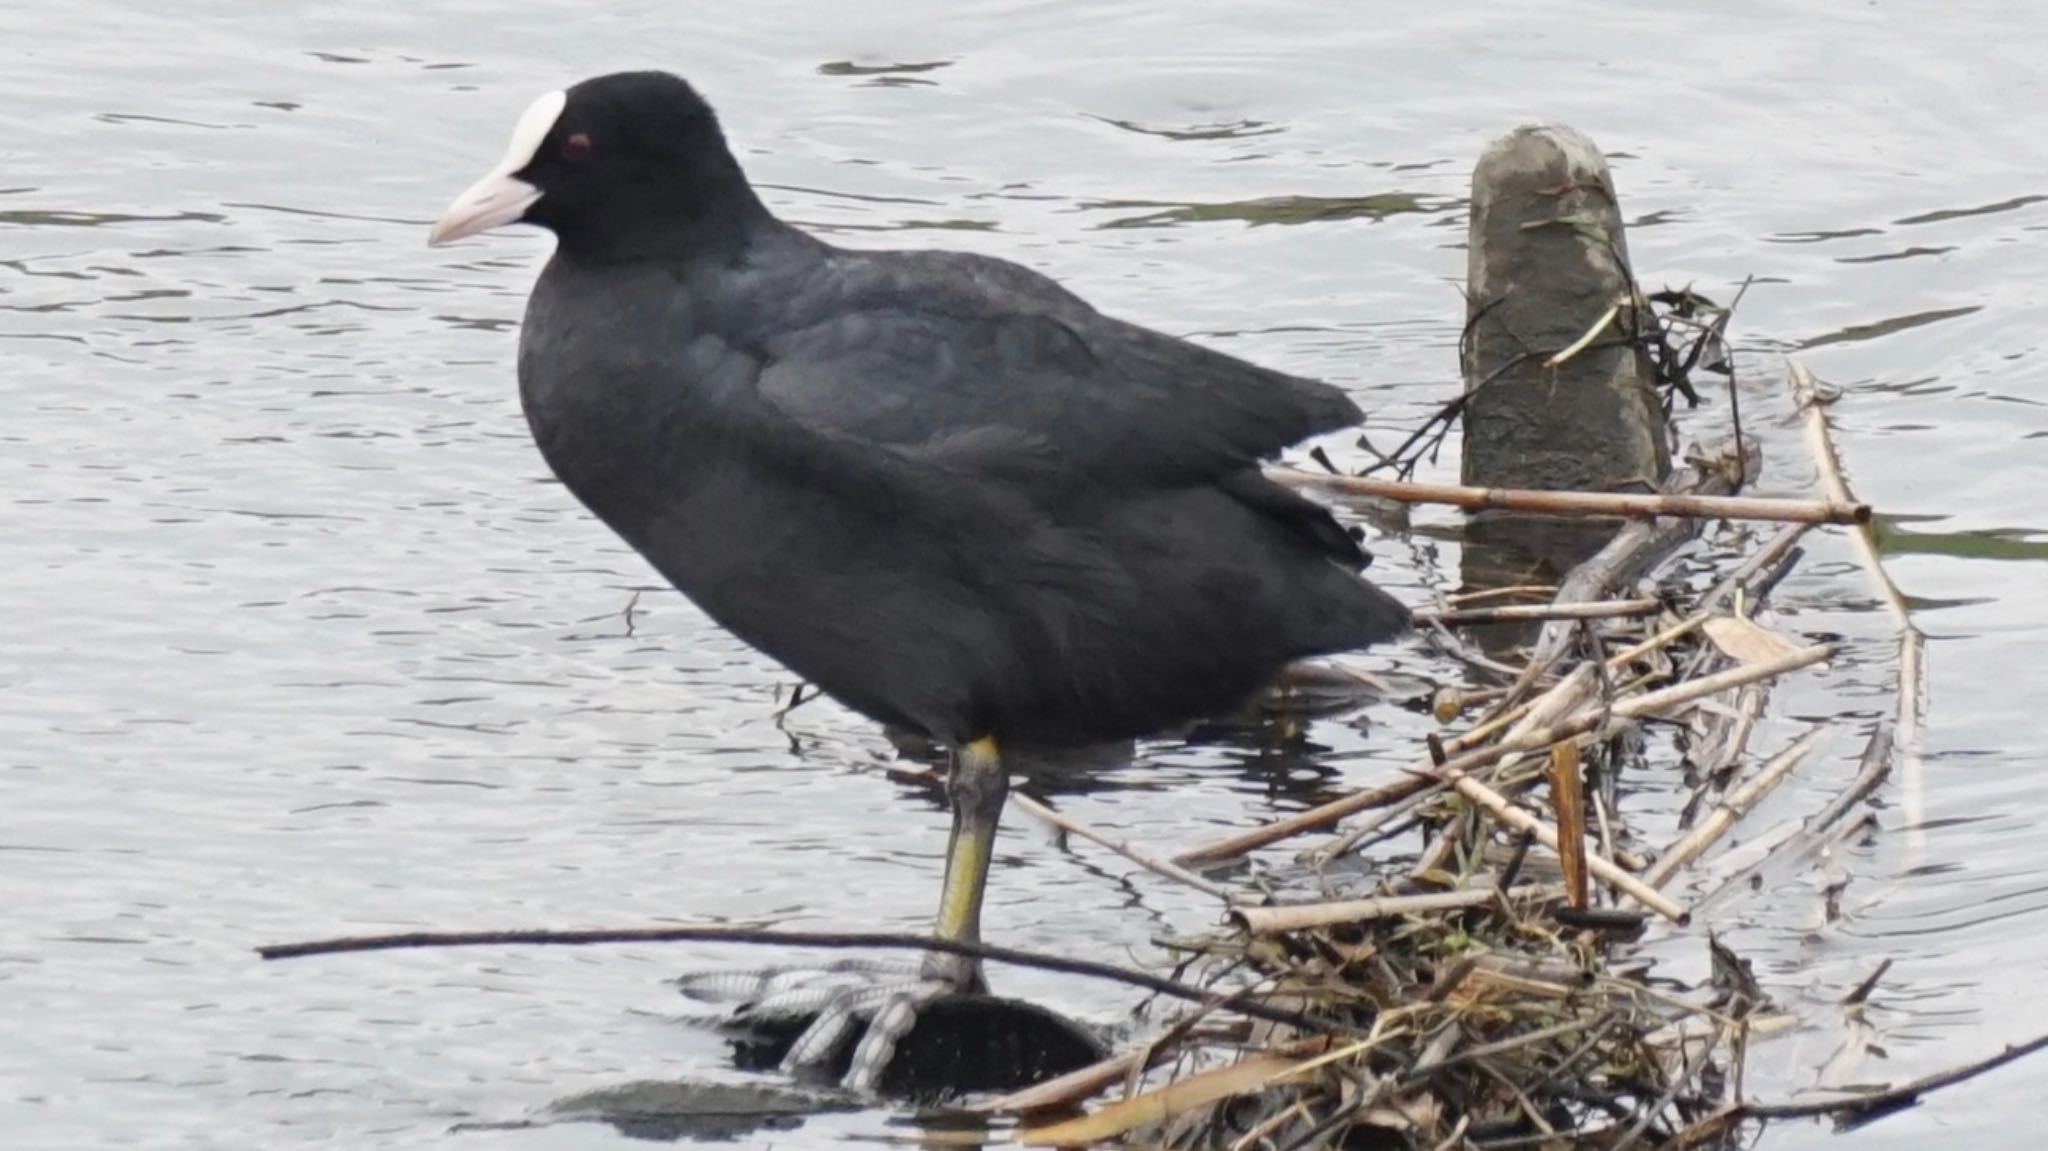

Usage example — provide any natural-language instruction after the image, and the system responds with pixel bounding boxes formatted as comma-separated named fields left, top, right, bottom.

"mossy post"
left=1460, top=124, right=1671, bottom=585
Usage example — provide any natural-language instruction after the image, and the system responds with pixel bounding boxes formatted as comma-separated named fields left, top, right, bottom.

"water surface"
left=4, top=2, right=2045, bottom=1147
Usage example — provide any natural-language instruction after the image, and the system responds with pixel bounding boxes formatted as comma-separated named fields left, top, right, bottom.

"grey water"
left=3, top=1, right=2045, bottom=1147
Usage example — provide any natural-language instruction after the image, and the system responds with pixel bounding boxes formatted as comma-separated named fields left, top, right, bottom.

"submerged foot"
left=674, top=958, right=1104, bottom=1097
left=676, top=958, right=954, bottom=1092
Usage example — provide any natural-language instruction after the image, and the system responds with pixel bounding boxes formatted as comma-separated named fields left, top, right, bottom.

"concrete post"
left=1460, top=124, right=1671, bottom=583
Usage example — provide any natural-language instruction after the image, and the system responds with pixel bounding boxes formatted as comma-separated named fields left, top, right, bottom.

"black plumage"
left=483, top=71, right=1409, bottom=749
left=429, top=72, right=1415, bottom=1081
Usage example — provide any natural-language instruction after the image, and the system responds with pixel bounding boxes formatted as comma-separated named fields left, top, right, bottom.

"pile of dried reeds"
left=977, top=359, right=1933, bottom=1149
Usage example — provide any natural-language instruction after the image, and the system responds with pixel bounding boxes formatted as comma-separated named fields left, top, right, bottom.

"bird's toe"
left=677, top=960, right=952, bottom=1090
left=675, top=957, right=925, bottom=1019
left=758, top=977, right=952, bottom=1089
left=839, top=990, right=938, bottom=1092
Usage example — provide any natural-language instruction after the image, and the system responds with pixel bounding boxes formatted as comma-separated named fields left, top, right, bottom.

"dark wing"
left=748, top=248, right=1362, bottom=487
left=630, top=371, right=1400, bottom=747
left=624, top=362, right=1131, bottom=741
left=520, top=247, right=1401, bottom=748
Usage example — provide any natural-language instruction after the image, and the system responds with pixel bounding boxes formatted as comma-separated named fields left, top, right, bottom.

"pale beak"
left=427, top=170, right=541, bottom=247
left=428, top=88, right=565, bottom=247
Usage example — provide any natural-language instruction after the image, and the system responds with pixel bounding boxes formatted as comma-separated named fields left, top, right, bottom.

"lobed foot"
left=674, top=959, right=1105, bottom=1097
left=676, top=958, right=955, bottom=1092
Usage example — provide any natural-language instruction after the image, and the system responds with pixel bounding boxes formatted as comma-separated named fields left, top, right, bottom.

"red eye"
left=561, top=132, right=592, bottom=161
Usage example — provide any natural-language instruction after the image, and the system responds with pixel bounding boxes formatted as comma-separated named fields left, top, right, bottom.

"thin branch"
left=1742, top=1031, right=2048, bottom=1126
left=1808, top=722, right=1896, bottom=835
left=256, top=924, right=1355, bottom=1036
left=1395, top=1018, right=1602, bottom=1086
left=1844, top=959, right=1892, bottom=1007
left=1311, top=775, right=1438, bottom=862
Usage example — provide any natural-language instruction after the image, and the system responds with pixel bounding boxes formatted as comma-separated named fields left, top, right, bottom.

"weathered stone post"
left=1460, top=124, right=1671, bottom=585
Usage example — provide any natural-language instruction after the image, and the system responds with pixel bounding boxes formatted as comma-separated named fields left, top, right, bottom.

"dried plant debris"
left=1081, top=552, right=1816, bottom=1148
left=1363, top=276, right=1739, bottom=483
left=983, top=361, right=1983, bottom=1149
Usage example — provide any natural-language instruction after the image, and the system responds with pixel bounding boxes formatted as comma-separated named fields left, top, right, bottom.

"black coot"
left=428, top=70, right=1409, bottom=1088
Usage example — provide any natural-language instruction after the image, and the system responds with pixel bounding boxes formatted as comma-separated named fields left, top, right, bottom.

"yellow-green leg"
left=921, top=735, right=1006, bottom=993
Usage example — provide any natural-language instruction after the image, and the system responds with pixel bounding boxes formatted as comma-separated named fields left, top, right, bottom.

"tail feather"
left=1218, top=469, right=1366, bottom=567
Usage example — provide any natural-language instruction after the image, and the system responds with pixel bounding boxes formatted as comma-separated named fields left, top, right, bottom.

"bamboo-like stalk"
left=1444, top=584, right=1558, bottom=607
left=1468, top=951, right=1595, bottom=989
left=1499, top=663, right=1596, bottom=752
left=1183, top=641, right=1834, bottom=867
left=1492, top=461, right=1743, bottom=714
left=1607, top=614, right=1707, bottom=666
left=1786, top=357, right=1923, bottom=856
left=1642, top=727, right=1829, bottom=888
left=1273, top=469, right=1869, bottom=525
left=1698, top=521, right=1810, bottom=616
left=1422, top=597, right=1663, bottom=628
left=1179, top=773, right=1441, bottom=867
left=1246, top=645, right=1835, bottom=920
left=1408, top=818, right=1466, bottom=882
left=1312, top=777, right=1441, bottom=862
left=1432, top=749, right=1688, bottom=923
left=1610, top=644, right=1834, bottom=720
left=1232, top=884, right=1561, bottom=935
left=972, top=1048, right=1151, bottom=1115
left=1438, top=647, right=1839, bottom=922
left=1179, top=736, right=1533, bottom=869
left=1009, top=792, right=1235, bottom=902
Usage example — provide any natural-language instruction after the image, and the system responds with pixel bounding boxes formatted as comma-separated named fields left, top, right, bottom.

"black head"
left=428, top=71, right=768, bottom=261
